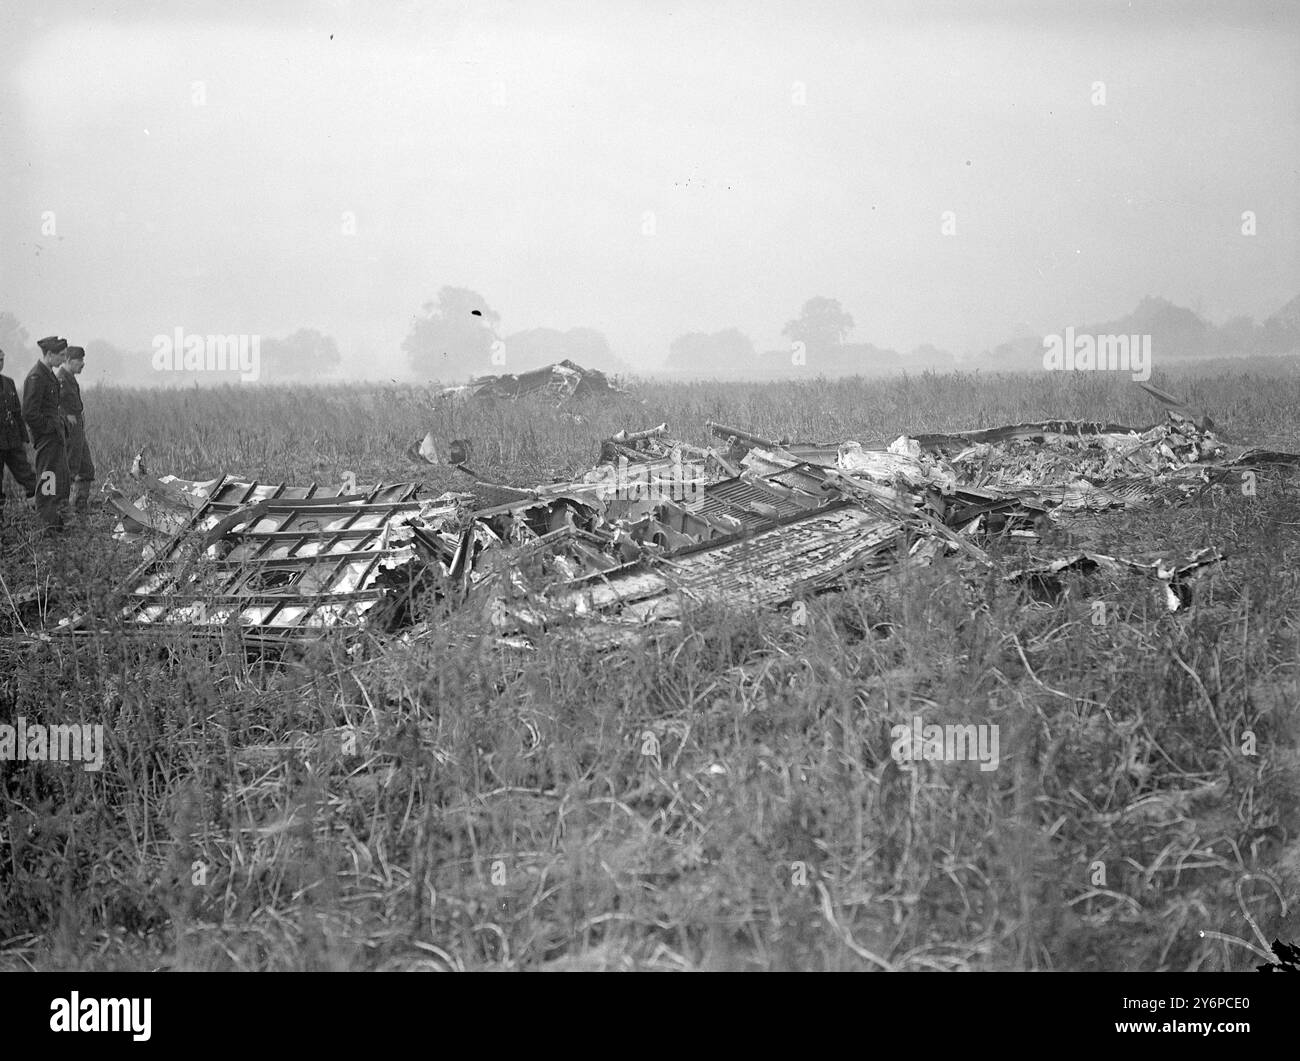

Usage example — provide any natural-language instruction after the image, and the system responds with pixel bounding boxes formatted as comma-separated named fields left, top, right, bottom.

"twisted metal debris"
left=53, top=386, right=1298, bottom=645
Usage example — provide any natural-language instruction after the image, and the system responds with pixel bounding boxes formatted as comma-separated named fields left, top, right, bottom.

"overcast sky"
left=1, top=0, right=1296, bottom=376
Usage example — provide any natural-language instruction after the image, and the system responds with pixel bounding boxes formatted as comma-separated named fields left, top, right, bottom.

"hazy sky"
left=2, top=0, right=1297, bottom=376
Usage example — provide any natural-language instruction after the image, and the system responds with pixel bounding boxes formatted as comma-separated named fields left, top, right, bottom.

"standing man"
left=0, top=345, right=38, bottom=508
left=58, top=345, right=96, bottom=518
left=22, top=335, right=69, bottom=534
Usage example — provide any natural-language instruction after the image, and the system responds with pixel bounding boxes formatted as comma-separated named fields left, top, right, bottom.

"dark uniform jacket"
left=1, top=374, right=28, bottom=449
left=57, top=367, right=84, bottom=422
left=22, top=360, right=65, bottom=442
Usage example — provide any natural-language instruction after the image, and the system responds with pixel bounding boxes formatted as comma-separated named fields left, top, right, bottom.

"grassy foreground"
left=1, top=368, right=1299, bottom=970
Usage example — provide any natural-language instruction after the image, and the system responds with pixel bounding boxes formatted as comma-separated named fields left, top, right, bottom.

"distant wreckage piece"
left=437, top=359, right=626, bottom=404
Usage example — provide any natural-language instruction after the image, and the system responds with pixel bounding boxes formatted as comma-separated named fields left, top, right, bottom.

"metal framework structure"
left=91, top=478, right=430, bottom=637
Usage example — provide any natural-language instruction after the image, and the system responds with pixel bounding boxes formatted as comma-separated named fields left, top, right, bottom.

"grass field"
left=2, top=367, right=1299, bottom=970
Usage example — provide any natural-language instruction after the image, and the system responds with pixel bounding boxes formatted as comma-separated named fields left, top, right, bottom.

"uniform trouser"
left=32, top=431, right=69, bottom=529
left=66, top=422, right=96, bottom=511
left=0, top=443, right=37, bottom=502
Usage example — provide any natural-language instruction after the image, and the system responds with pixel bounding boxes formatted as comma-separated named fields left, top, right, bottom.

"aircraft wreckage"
left=437, top=359, right=624, bottom=403
left=47, top=384, right=1300, bottom=648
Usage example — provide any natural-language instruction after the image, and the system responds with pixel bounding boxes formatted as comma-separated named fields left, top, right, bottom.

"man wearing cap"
left=0, top=345, right=38, bottom=508
left=22, top=336, right=70, bottom=533
left=58, top=345, right=96, bottom=518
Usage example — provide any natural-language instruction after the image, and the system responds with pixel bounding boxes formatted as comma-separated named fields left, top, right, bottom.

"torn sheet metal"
left=106, top=472, right=229, bottom=543
left=835, top=437, right=959, bottom=493
left=1136, top=382, right=1215, bottom=432
left=1004, top=547, right=1226, bottom=611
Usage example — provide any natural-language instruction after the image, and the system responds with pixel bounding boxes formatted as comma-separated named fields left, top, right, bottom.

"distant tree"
left=782, top=297, right=854, bottom=352
left=498, top=328, right=561, bottom=370
left=501, top=326, right=628, bottom=375
left=666, top=328, right=756, bottom=375
left=1260, top=316, right=1300, bottom=355
left=404, top=287, right=501, bottom=378
left=260, top=328, right=343, bottom=380
left=667, top=332, right=708, bottom=369
left=908, top=343, right=956, bottom=368
left=1217, top=316, right=1260, bottom=356
left=563, top=327, right=620, bottom=372
left=0, top=312, right=31, bottom=365
left=82, top=339, right=129, bottom=384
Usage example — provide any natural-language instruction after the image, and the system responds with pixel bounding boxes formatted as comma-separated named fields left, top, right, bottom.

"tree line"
left=7, top=288, right=1293, bottom=384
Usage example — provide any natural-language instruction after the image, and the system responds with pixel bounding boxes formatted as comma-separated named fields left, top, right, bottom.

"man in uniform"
left=22, top=335, right=70, bottom=534
left=58, top=345, right=96, bottom=518
left=0, top=345, right=38, bottom=509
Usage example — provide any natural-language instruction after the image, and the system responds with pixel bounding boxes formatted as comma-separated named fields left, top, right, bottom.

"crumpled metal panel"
left=666, top=504, right=901, bottom=605
left=548, top=503, right=901, bottom=624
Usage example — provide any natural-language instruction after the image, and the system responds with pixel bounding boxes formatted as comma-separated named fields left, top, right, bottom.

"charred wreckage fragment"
left=43, top=385, right=1298, bottom=648
left=436, top=359, right=625, bottom=404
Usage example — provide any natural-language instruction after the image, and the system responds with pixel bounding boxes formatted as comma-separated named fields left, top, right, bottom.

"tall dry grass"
left=1, top=368, right=1298, bottom=969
